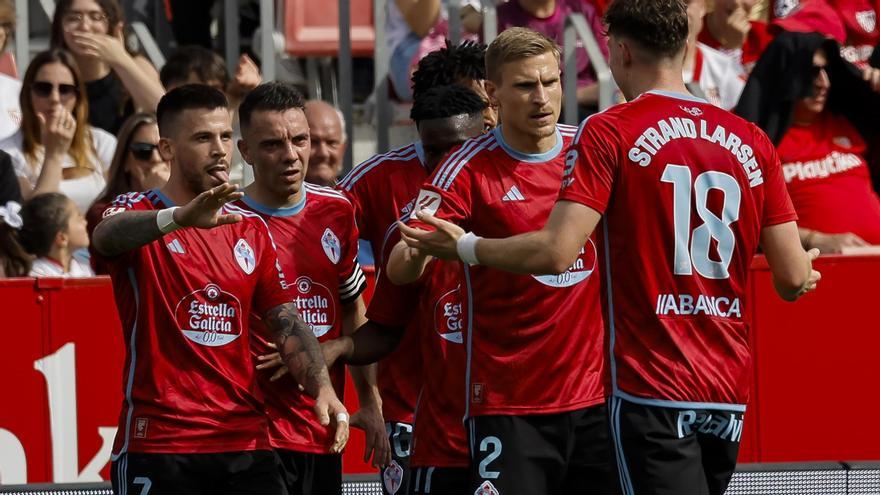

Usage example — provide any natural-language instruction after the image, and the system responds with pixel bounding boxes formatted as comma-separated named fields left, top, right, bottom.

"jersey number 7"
left=661, top=164, right=741, bottom=280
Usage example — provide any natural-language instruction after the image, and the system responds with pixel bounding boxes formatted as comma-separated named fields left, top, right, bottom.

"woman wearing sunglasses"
left=737, top=31, right=880, bottom=253
left=50, top=0, right=164, bottom=134
left=0, top=49, right=116, bottom=214
left=86, top=112, right=167, bottom=259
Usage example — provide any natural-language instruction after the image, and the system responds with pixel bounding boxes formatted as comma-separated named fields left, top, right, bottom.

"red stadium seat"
left=283, top=0, right=375, bottom=57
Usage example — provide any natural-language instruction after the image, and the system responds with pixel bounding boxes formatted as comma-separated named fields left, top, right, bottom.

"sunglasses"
left=810, top=64, right=827, bottom=79
left=130, top=142, right=159, bottom=161
left=31, top=81, right=78, bottom=98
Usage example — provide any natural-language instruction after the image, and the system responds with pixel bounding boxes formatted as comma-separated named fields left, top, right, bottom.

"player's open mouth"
left=531, top=112, right=552, bottom=121
left=207, top=165, right=229, bottom=183
left=281, top=169, right=301, bottom=183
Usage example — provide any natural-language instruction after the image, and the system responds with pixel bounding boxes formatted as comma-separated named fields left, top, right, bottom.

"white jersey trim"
left=338, top=143, right=421, bottom=190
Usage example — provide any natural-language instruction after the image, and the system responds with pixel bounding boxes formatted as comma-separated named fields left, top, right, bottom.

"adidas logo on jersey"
left=501, top=185, right=525, bottom=202
left=166, top=238, right=185, bottom=254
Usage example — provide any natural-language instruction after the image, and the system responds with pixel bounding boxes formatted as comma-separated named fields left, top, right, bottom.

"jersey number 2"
left=661, top=164, right=741, bottom=280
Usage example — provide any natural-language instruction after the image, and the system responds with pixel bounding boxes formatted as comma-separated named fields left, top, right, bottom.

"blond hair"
left=485, top=27, right=561, bottom=83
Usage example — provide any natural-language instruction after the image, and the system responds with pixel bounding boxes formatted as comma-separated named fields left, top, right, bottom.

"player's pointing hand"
left=398, top=210, right=465, bottom=260
left=174, top=183, right=244, bottom=229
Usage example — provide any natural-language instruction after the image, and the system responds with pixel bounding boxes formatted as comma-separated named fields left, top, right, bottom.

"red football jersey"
left=410, top=125, right=608, bottom=417
left=367, top=226, right=469, bottom=468
left=777, top=112, right=880, bottom=243
left=338, top=142, right=429, bottom=424
left=233, top=183, right=366, bottom=453
left=95, top=189, right=293, bottom=456
left=559, top=91, right=798, bottom=408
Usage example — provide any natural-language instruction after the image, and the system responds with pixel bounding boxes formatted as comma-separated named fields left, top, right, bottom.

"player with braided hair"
left=411, top=40, right=497, bottom=130
left=334, top=81, right=488, bottom=495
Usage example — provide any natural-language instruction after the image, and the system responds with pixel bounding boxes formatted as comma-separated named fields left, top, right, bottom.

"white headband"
left=0, top=201, right=23, bottom=229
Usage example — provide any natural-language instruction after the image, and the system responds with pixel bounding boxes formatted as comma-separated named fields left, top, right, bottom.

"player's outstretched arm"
left=400, top=201, right=600, bottom=274
left=324, top=321, right=405, bottom=367
left=761, top=221, right=822, bottom=301
left=92, top=184, right=244, bottom=256
left=265, top=302, right=350, bottom=453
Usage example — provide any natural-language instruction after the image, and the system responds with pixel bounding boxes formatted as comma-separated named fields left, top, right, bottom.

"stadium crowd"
left=0, top=0, right=871, bottom=492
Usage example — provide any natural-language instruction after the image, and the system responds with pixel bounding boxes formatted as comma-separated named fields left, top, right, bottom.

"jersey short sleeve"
left=409, top=163, right=475, bottom=230
left=750, top=124, right=798, bottom=227
left=337, top=205, right=367, bottom=303
left=365, top=226, right=419, bottom=327
left=89, top=192, right=154, bottom=266
left=558, top=116, right=621, bottom=214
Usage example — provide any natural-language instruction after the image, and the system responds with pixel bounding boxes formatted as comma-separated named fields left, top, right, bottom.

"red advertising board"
left=1, top=255, right=878, bottom=484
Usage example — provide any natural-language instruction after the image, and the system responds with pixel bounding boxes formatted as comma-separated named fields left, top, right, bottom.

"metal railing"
left=563, top=13, right=615, bottom=125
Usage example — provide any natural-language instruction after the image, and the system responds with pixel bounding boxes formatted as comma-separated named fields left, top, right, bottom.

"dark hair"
left=0, top=206, right=32, bottom=276
left=604, top=0, right=689, bottom=58
left=411, top=40, right=488, bottom=99
left=160, top=45, right=229, bottom=89
left=95, top=112, right=157, bottom=208
left=19, top=193, right=72, bottom=258
left=238, top=82, right=306, bottom=133
left=50, top=0, right=125, bottom=48
left=157, top=84, right=229, bottom=136
left=410, top=84, right=487, bottom=123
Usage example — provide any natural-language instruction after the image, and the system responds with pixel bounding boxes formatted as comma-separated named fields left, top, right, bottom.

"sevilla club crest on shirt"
left=857, top=10, right=876, bottom=33
left=321, top=228, right=341, bottom=264
left=383, top=460, right=404, bottom=494
left=475, top=480, right=499, bottom=495
left=234, top=238, right=256, bottom=274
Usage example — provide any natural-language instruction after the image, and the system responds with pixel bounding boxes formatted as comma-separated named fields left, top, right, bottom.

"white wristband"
left=457, top=232, right=482, bottom=265
left=157, top=207, right=180, bottom=234
left=336, top=412, right=350, bottom=423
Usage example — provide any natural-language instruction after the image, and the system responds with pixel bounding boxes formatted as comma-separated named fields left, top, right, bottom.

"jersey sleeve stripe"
left=432, top=133, right=495, bottom=190
left=338, top=144, right=418, bottom=190
left=304, top=183, right=352, bottom=203
left=339, top=264, right=367, bottom=302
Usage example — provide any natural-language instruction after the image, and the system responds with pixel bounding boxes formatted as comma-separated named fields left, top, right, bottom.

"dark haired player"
left=336, top=42, right=495, bottom=495
left=92, top=84, right=347, bottom=495
left=326, top=84, right=488, bottom=495
left=232, top=81, right=381, bottom=494
left=387, top=28, right=613, bottom=495
left=399, top=1, right=821, bottom=494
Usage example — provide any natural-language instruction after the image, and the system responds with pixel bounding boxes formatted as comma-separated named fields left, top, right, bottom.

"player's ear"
left=157, top=137, right=174, bottom=163
left=485, top=79, right=499, bottom=107
left=237, top=138, right=251, bottom=165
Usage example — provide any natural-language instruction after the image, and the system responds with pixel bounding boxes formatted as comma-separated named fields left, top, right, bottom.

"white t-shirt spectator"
left=0, top=127, right=116, bottom=213
left=683, top=43, right=747, bottom=110
left=29, top=250, right=95, bottom=278
left=0, top=74, right=22, bottom=140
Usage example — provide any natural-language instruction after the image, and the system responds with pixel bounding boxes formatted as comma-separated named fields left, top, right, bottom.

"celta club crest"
left=857, top=10, right=876, bottom=33
left=475, top=480, right=500, bottom=495
left=234, top=238, right=256, bottom=274
left=321, top=228, right=341, bottom=264
left=383, top=460, right=404, bottom=494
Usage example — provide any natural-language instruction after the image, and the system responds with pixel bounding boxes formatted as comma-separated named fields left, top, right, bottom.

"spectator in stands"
left=86, top=113, right=167, bottom=239
left=0, top=149, right=20, bottom=204
left=737, top=31, right=880, bottom=252
left=0, top=200, right=31, bottom=277
left=410, top=40, right=497, bottom=130
left=684, top=0, right=746, bottom=109
left=387, top=0, right=483, bottom=101
left=50, top=0, right=165, bottom=134
left=0, top=0, right=21, bottom=140
left=0, top=50, right=116, bottom=214
left=699, top=0, right=774, bottom=73
left=160, top=46, right=262, bottom=114
left=19, top=192, right=94, bottom=277
left=496, top=0, right=609, bottom=110
left=304, top=99, right=347, bottom=186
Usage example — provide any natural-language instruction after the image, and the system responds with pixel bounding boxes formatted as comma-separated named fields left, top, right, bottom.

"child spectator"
left=684, top=0, right=746, bottom=109
left=0, top=200, right=31, bottom=277
left=737, top=31, right=880, bottom=252
left=50, top=0, right=164, bottom=134
left=699, top=0, right=774, bottom=74
left=19, top=192, right=93, bottom=277
left=160, top=45, right=261, bottom=114
left=0, top=49, right=116, bottom=213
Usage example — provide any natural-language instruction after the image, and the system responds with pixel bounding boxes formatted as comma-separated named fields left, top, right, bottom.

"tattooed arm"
left=92, top=184, right=243, bottom=257
left=264, top=302, right=350, bottom=453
